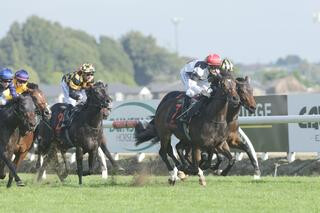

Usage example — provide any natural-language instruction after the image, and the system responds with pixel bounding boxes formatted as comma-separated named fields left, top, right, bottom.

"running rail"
left=103, top=115, right=320, bottom=128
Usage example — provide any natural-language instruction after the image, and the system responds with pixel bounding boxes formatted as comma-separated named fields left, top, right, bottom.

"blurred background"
left=1, top=0, right=320, bottom=103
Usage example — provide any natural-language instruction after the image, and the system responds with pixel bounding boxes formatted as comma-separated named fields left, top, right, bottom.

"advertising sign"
left=239, top=95, right=289, bottom=152
left=105, top=100, right=161, bottom=152
left=288, top=94, right=320, bottom=152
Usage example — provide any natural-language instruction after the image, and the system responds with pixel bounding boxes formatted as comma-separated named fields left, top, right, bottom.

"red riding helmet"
left=205, top=54, right=222, bottom=66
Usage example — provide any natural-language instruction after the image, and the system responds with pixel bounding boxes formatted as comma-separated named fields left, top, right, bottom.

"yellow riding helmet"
left=80, top=63, right=95, bottom=74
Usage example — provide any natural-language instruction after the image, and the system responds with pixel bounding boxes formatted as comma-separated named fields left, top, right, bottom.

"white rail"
left=103, top=115, right=320, bottom=128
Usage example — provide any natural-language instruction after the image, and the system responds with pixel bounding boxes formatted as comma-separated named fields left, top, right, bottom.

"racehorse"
left=193, top=76, right=261, bottom=178
left=136, top=76, right=261, bottom=179
left=0, top=94, right=37, bottom=187
left=136, top=75, right=240, bottom=186
left=37, top=81, right=115, bottom=184
left=3, top=83, right=51, bottom=188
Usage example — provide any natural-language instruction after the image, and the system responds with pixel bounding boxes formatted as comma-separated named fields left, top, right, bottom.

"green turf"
left=0, top=174, right=319, bottom=213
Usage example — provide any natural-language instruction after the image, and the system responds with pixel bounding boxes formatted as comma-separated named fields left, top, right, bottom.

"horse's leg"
left=99, top=136, right=124, bottom=172
left=175, top=141, right=190, bottom=171
left=97, top=147, right=108, bottom=179
left=76, top=146, right=84, bottom=185
left=59, top=151, right=69, bottom=180
left=87, top=148, right=98, bottom=176
left=191, top=146, right=206, bottom=186
left=233, top=137, right=261, bottom=179
left=159, top=135, right=178, bottom=185
left=0, top=146, right=24, bottom=187
left=217, top=142, right=235, bottom=176
left=210, top=151, right=223, bottom=175
left=37, top=144, right=55, bottom=182
left=51, top=149, right=66, bottom=182
left=166, top=144, right=182, bottom=170
left=0, top=159, right=6, bottom=179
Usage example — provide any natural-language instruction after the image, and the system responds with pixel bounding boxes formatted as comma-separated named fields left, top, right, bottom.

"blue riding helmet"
left=15, top=69, right=29, bottom=81
left=0, top=68, right=14, bottom=80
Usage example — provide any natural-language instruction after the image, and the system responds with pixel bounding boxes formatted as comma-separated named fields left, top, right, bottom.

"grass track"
left=0, top=174, right=319, bottom=213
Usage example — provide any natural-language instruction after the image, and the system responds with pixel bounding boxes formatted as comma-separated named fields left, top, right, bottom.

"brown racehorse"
left=0, top=94, right=37, bottom=187
left=194, top=76, right=260, bottom=178
left=136, top=75, right=240, bottom=186
left=1, top=83, right=51, bottom=187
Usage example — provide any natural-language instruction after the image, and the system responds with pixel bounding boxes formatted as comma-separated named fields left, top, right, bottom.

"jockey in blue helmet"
left=0, top=68, right=17, bottom=105
left=14, top=69, right=29, bottom=94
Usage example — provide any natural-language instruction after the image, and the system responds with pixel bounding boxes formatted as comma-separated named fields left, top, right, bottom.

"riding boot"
left=183, top=98, right=202, bottom=123
left=178, top=96, right=191, bottom=123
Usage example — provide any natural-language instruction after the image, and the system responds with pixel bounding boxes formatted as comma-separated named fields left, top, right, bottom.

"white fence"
left=102, top=114, right=320, bottom=162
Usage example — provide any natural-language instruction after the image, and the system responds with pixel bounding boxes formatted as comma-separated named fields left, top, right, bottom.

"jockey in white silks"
left=179, top=53, right=234, bottom=123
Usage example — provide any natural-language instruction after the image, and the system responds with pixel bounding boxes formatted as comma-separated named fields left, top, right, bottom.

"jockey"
left=0, top=68, right=17, bottom=105
left=61, top=63, right=95, bottom=106
left=13, top=69, right=29, bottom=94
left=179, top=54, right=234, bottom=123
left=61, top=63, right=95, bottom=128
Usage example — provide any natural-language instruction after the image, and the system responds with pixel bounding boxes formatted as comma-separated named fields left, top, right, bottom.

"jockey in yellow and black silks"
left=14, top=69, right=29, bottom=94
left=61, top=63, right=95, bottom=106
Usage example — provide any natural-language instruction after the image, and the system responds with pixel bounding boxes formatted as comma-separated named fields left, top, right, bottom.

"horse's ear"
left=245, top=76, right=251, bottom=83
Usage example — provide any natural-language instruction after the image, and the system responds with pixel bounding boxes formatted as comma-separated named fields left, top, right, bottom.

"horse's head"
left=218, top=75, right=240, bottom=105
left=236, top=76, right=256, bottom=113
left=14, top=95, right=37, bottom=133
left=27, top=83, right=51, bottom=119
left=86, top=81, right=112, bottom=109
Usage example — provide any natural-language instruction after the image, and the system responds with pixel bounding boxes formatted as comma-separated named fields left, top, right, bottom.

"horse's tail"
left=134, top=119, right=159, bottom=146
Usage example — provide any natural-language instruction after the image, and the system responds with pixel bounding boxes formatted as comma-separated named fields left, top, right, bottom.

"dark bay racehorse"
left=197, top=76, right=261, bottom=178
left=136, top=76, right=240, bottom=185
left=1, top=83, right=51, bottom=187
left=136, top=76, right=261, bottom=179
left=37, top=81, right=117, bottom=184
left=0, top=95, right=36, bottom=187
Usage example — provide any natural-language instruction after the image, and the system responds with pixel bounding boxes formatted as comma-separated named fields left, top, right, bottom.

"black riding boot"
left=178, top=96, right=191, bottom=123
left=180, top=97, right=201, bottom=123
left=184, top=99, right=202, bottom=123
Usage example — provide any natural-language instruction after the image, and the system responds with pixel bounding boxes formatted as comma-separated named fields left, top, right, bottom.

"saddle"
left=54, top=104, right=83, bottom=148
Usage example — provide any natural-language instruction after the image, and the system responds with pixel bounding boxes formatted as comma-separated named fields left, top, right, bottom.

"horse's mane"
left=93, top=80, right=105, bottom=88
left=27, top=82, right=39, bottom=90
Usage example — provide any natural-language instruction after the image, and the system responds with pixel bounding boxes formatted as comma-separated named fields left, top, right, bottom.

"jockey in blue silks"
left=0, top=68, right=17, bottom=105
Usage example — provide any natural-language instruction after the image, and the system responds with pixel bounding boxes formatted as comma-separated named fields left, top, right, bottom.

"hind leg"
left=159, top=135, right=179, bottom=185
left=176, top=141, right=191, bottom=171
left=232, top=137, right=261, bottom=179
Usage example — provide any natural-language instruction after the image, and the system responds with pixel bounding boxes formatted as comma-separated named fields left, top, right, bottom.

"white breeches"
left=61, top=80, right=87, bottom=106
left=180, top=70, right=210, bottom=98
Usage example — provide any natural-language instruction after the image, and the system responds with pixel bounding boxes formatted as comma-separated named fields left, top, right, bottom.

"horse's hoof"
left=253, top=175, right=261, bottom=180
left=177, top=171, right=188, bottom=181
left=102, top=170, right=108, bottom=179
left=199, top=179, right=206, bottom=186
left=0, top=174, right=6, bottom=179
left=213, top=169, right=222, bottom=176
left=16, top=181, right=25, bottom=187
left=168, top=179, right=176, bottom=186
left=116, top=167, right=125, bottom=172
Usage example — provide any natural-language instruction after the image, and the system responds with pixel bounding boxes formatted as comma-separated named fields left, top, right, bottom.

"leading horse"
left=136, top=75, right=240, bottom=185
left=0, top=94, right=37, bottom=187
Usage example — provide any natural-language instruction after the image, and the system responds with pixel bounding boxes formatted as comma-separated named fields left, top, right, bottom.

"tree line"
left=0, top=16, right=185, bottom=85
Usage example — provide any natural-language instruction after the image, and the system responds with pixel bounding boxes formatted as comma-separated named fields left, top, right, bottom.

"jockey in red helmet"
left=178, top=54, right=234, bottom=123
